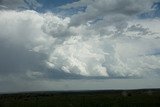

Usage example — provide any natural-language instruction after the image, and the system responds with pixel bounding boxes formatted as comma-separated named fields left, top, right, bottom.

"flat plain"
left=0, top=89, right=160, bottom=107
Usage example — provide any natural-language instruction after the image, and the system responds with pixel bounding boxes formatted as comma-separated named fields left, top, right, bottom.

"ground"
left=0, top=89, right=160, bottom=107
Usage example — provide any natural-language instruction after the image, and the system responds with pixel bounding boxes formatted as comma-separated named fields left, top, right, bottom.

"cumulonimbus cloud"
left=0, top=9, right=160, bottom=79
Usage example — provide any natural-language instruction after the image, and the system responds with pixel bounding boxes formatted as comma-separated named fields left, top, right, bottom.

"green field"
left=0, top=89, right=160, bottom=107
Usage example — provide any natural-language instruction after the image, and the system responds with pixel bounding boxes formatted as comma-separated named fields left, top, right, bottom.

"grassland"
left=0, top=89, right=160, bottom=107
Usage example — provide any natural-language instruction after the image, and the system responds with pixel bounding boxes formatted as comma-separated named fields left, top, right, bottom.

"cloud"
left=60, top=0, right=157, bottom=26
left=0, top=10, right=47, bottom=78
left=0, top=1, right=160, bottom=92
left=0, top=0, right=160, bottom=85
left=0, top=0, right=42, bottom=10
left=0, top=11, right=160, bottom=77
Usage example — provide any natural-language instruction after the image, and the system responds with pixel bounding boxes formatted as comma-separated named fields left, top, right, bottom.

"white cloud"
left=47, top=36, right=108, bottom=76
left=0, top=1, right=160, bottom=80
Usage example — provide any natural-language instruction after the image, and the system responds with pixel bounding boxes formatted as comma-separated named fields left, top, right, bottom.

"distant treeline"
left=0, top=89, right=160, bottom=107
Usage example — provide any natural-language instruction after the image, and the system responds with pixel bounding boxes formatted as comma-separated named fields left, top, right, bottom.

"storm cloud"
left=0, top=0, right=160, bottom=92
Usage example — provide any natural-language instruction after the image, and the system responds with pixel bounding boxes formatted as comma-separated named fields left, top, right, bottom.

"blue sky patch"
left=36, top=0, right=79, bottom=12
left=139, top=2, right=160, bottom=18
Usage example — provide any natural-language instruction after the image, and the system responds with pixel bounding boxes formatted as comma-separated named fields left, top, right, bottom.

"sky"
left=0, top=0, right=160, bottom=93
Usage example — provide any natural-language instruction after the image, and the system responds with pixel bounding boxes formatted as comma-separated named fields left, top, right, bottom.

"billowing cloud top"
left=0, top=0, right=160, bottom=92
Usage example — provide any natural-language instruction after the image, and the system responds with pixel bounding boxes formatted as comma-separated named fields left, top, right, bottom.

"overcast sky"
left=0, top=0, right=160, bottom=93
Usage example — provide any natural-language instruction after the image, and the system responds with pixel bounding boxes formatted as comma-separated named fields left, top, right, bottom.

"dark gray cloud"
left=0, top=39, right=45, bottom=75
left=60, top=0, right=156, bottom=26
left=127, top=24, right=151, bottom=35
